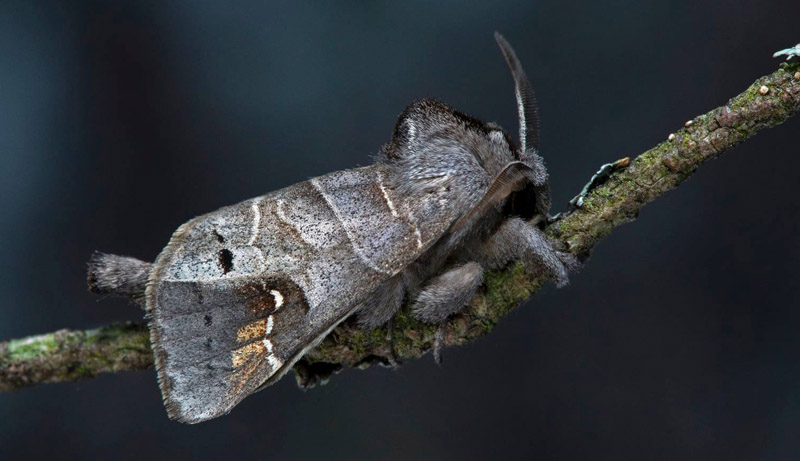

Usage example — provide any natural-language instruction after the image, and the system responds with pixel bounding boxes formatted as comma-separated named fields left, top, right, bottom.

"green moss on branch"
left=1, top=323, right=151, bottom=391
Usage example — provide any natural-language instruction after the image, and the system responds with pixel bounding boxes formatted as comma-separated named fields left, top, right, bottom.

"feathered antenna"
left=494, top=32, right=541, bottom=153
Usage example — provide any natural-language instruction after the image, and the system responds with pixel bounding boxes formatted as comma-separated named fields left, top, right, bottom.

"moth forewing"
left=145, top=164, right=476, bottom=423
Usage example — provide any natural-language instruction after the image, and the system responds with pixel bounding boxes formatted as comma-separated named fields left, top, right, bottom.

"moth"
left=88, top=33, right=577, bottom=424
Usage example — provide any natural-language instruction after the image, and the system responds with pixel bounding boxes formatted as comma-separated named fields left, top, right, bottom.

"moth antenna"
left=494, top=31, right=541, bottom=153
left=87, top=252, right=152, bottom=307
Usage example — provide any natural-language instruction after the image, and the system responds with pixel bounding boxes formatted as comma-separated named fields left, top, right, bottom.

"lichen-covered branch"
left=0, top=323, right=151, bottom=391
left=2, top=61, right=799, bottom=391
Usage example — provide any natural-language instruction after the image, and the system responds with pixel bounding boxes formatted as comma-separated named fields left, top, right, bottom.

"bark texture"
left=2, top=61, right=799, bottom=391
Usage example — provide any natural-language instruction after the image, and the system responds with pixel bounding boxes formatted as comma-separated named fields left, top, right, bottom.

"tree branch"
left=2, top=61, right=798, bottom=392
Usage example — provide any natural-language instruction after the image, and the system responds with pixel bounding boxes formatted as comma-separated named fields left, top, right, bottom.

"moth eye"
left=218, top=249, right=234, bottom=274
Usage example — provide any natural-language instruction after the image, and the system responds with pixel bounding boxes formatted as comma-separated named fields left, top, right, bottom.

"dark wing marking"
left=494, top=32, right=540, bottom=153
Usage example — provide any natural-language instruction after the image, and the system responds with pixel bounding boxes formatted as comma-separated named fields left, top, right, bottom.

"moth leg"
left=87, top=252, right=152, bottom=307
left=432, top=324, right=446, bottom=364
left=476, top=217, right=578, bottom=287
left=410, top=262, right=484, bottom=324
left=384, top=317, right=402, bottom=367
left=355, top=274, right=406, bottom=329
left=410, top=262, right=483, bottom=363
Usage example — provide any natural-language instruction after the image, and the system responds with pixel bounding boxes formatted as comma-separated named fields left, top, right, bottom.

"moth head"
left=380, top=33, right=552, bottom=218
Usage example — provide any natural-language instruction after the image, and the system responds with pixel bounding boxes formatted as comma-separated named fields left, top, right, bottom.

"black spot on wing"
left=218, top=249, right=234, bottom=274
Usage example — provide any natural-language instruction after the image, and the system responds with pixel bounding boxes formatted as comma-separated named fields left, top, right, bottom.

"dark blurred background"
left=1, top=1, right=799, bottom=459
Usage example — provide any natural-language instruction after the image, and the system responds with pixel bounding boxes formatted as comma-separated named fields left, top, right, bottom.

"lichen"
left=7, top=334, right=58, bottom=361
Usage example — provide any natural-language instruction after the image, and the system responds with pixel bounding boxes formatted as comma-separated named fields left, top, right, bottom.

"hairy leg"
left=410, top=262, right=484, bottom=324
left=355, top=274, right=406, bottom=329
left=409, top=262, right=484, bottom=363
left=475, top=217, right=578, bottom=287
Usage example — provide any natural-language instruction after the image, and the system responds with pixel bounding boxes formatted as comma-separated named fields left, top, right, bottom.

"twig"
left=2, top=60, right=798, bottom=391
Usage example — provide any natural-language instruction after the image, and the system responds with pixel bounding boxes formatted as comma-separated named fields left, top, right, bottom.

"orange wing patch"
left=230, top=289, right=284, bottom=371
left=236, top=319, right=267, bottom=343
left=229, top=338, right=284, bottom=395
left=232, top=341, right=266, bottom=368
left=227, top=276, right=308, bottom=396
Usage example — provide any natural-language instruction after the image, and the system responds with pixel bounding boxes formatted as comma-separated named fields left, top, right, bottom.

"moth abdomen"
left=87, top=252, right=151, bottom=305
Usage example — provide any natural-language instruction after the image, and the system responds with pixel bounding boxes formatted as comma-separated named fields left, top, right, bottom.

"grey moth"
left=88, top=33, right=576, bottom=424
